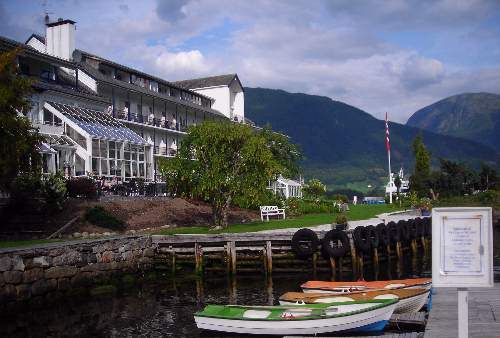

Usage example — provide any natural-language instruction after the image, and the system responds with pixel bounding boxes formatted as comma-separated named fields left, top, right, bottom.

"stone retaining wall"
left=0, top=236, right=154, bottom=305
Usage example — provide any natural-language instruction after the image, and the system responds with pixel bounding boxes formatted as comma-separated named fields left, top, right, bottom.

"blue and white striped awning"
left=46, top=101, right=147, bottom=145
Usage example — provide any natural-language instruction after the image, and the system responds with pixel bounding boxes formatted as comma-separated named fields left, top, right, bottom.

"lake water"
left=0, top=255, right=435, bottom=338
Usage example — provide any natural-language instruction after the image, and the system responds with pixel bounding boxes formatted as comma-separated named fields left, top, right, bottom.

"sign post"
left=432, top=207, right=493, bottom=338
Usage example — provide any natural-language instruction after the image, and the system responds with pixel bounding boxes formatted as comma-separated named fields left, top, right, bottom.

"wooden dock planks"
left=424, top=284, right=500, bottom=338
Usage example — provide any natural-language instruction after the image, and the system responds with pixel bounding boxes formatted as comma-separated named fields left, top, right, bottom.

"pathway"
left=424, top=284, right=500, bottom=338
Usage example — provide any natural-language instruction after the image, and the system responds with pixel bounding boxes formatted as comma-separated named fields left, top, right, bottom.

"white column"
left=458, top=288, right=468, bottom=338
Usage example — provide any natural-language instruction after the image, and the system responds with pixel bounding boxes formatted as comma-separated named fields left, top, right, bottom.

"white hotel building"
left=1, top=18, right=245, bottom=184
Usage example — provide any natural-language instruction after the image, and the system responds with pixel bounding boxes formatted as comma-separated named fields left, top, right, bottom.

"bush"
left=477, top=190, right=500, bottom=206
left=41, top=172, right=67, bottom=212
left=9, top=173, right=43, bottom=212
left=84, top=206, right=126, bottom=231
left=66, top=177, right=97, bottom=199
left=284, top=197, right=302, bottom=217
left=335, top=212, right=348, bottom=225
left=330, top=194, right=348, bottom=203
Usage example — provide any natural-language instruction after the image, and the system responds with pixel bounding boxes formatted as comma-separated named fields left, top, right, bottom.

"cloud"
left=156, top=0, right=193, bottom=23
left=2, top=0, right=500, bottom=124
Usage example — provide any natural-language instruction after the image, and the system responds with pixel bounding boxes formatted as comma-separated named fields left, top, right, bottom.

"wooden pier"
left=152, top=230, right=430, bottom=277
left=424, top=284, right=500, bottom=338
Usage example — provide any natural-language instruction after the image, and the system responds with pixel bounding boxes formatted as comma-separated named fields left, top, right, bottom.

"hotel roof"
left=173, top=74, right=243, bottom=90
left=46, top=101, right=147, bottom=145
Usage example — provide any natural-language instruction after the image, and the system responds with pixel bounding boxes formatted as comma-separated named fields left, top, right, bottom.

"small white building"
left=385, top=167, right=410, bottom=196
left=268, top=176, right=303, bottom=199
left=174, top=74, right=245, bottom=123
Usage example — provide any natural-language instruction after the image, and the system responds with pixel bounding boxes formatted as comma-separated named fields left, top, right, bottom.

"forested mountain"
left=245, top=88, right=498, bottom=192
left=407, top=92, right=500, bottom=153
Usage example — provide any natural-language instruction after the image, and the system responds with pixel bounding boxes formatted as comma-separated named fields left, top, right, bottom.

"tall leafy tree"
left=479, top=163, right=497, bottom=191
left=409, top=134, right=431, bottom=197
left=158, top=120, right=300, bottom=229
left=394, top=174, right=402, bottom=197
left=0, top=49, right=42, bottom=192
left=303, top=178, right=326, bottom=199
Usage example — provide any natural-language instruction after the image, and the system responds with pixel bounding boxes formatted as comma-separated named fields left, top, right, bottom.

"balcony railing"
left=153, top=146, right=177, bottom=157
left=114, top=109, right=186, bottom=132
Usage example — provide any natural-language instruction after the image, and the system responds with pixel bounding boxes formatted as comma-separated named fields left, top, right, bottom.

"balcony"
left=153, top=146, right=177, bottom=157
left=114, top=108, right=184, bottom=132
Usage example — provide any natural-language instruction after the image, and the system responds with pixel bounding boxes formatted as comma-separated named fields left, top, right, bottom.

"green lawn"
left=154, top=204, right=403, bottom=235
left=0, top=204, right=403, bottom=247
left=0, top=239, right=62, bottom=249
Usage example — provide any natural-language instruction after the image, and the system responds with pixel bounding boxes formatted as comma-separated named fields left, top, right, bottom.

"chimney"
left=45, top=18, right=76, bottom=60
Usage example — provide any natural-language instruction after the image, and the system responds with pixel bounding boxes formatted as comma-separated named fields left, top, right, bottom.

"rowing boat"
left=194, top=299, right=398, bottom=335
left=279, top=288, right=429, bottom=313
left=301, top=278, right=431, bottom=294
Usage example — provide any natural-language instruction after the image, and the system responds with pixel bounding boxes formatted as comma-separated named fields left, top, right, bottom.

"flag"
left=385, top=112, right=390, bottom=152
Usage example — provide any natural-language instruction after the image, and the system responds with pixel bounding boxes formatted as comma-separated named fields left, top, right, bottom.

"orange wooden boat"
left=301, top=278, right=431, bottom=294
left=279, top=288, right=430, bottom=313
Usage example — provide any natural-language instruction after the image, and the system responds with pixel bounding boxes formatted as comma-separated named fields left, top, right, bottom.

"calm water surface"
left=1, top=255, right=437, bottom=338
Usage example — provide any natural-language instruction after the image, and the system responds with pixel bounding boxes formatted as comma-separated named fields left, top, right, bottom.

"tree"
left=394, top=174, right=402, bottom=197
left=303, top=178, right=326, bottom=199
left=0, top=49, right=42, bottom=192
left=409, top=134, right=431, bottom=197
left=158, top=120, right=300, bottom=229
left=479, top=163, right=497, bottom=191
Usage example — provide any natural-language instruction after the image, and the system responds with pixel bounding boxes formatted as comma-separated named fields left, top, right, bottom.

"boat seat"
left=243, top=310, right=271, bottom=319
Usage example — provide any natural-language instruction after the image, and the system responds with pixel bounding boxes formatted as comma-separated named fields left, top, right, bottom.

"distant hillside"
left=407, top=92, right=500, bottom=153
left=245, top=88, right=498, bottom=192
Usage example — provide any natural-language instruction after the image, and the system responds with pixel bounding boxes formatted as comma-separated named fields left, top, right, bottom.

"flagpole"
left=388, top=144, right=392, bottom=204
left=385, top=112, right=393, bottom=204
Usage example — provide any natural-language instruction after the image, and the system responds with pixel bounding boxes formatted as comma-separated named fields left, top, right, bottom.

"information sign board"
left=432, top=207, right=493, bottom=288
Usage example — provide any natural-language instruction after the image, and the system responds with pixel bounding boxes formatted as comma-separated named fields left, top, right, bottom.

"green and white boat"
left=194, top=299, right=398, bottom=335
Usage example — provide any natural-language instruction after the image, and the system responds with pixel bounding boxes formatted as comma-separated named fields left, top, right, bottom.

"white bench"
left=260, top=206, right=286, bottom=221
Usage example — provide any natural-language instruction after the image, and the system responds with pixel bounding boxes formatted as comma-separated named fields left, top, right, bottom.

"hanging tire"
left=407, top=219, right=418, bottom=239
left=353, top=226, right=371, bottom=254
left=398, top=220, right=411, bottom=243
left=424, top=218, right=432, bottom=237
left=321, top=229, right=350, bottom=258
left=365, top=225, right=379, bottom=249
left=376, top=223, right=390, bottom=247
left=414, top=217, right=425, bottom=237
left=387, top=221, right=400, bottom=244
left=291, top=228, right=320, bottom=259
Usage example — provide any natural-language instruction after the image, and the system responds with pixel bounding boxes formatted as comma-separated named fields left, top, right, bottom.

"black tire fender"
left=291, top=228, right=320, bottom=259
left=398, top=220, right=411, bottom=242
left=407, top=219, right=418, bottom=239
left=387, top=221, right=401, bottom=244
left=425, top=217, right=432, bottom=237
left=365, top=225, right=379, bottom=249
left=414, top=217, right=425, bottom=237
left=321, top=229, right=350, bottom=258
left=353, top=226, right=371, bottom=254
left=376, top=223, right=390, bottom=247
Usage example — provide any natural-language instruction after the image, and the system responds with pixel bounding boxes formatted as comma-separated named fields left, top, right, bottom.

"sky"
left=1, top=0, right=500, bottom=123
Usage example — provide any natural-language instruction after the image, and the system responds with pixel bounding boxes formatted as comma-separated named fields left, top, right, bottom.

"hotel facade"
left=1, top=18, right=245, bottom=184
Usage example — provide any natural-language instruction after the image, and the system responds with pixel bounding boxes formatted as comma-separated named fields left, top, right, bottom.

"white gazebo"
left=268, top=176, right=303, bottom=199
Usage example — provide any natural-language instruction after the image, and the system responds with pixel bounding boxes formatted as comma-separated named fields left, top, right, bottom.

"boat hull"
left=194, top=302, right=396, bottom=335
left=301, top=278, right=432, bottom=294
left=280, top=291, right=428, bottom=314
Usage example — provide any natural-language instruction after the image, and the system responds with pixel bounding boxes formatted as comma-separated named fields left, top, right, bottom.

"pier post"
left=396, top=241, right=402, bottom=259
left=373, top=247, right=379, bottom=267
left=358, top=256, right=364, bottom=280
left=194, top=242, right=203, bottom=275
left=230, top=240, right=237, bottom=275
left=349, top=234, right=358, bottom=276
left=225, top=241, right=231, bottom=274
left=312, top=252, right=318, bottom=278
left=170, top=245, right=176, bottom=275
left=265, top=240, right=273, bottom=276
left=329, top=257, right=336, bottom=281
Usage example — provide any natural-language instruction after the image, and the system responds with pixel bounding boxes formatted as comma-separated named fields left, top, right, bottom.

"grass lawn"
left=154, top=204, right=403, bottom=235
left=0, top=239, right=62, bottom=249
